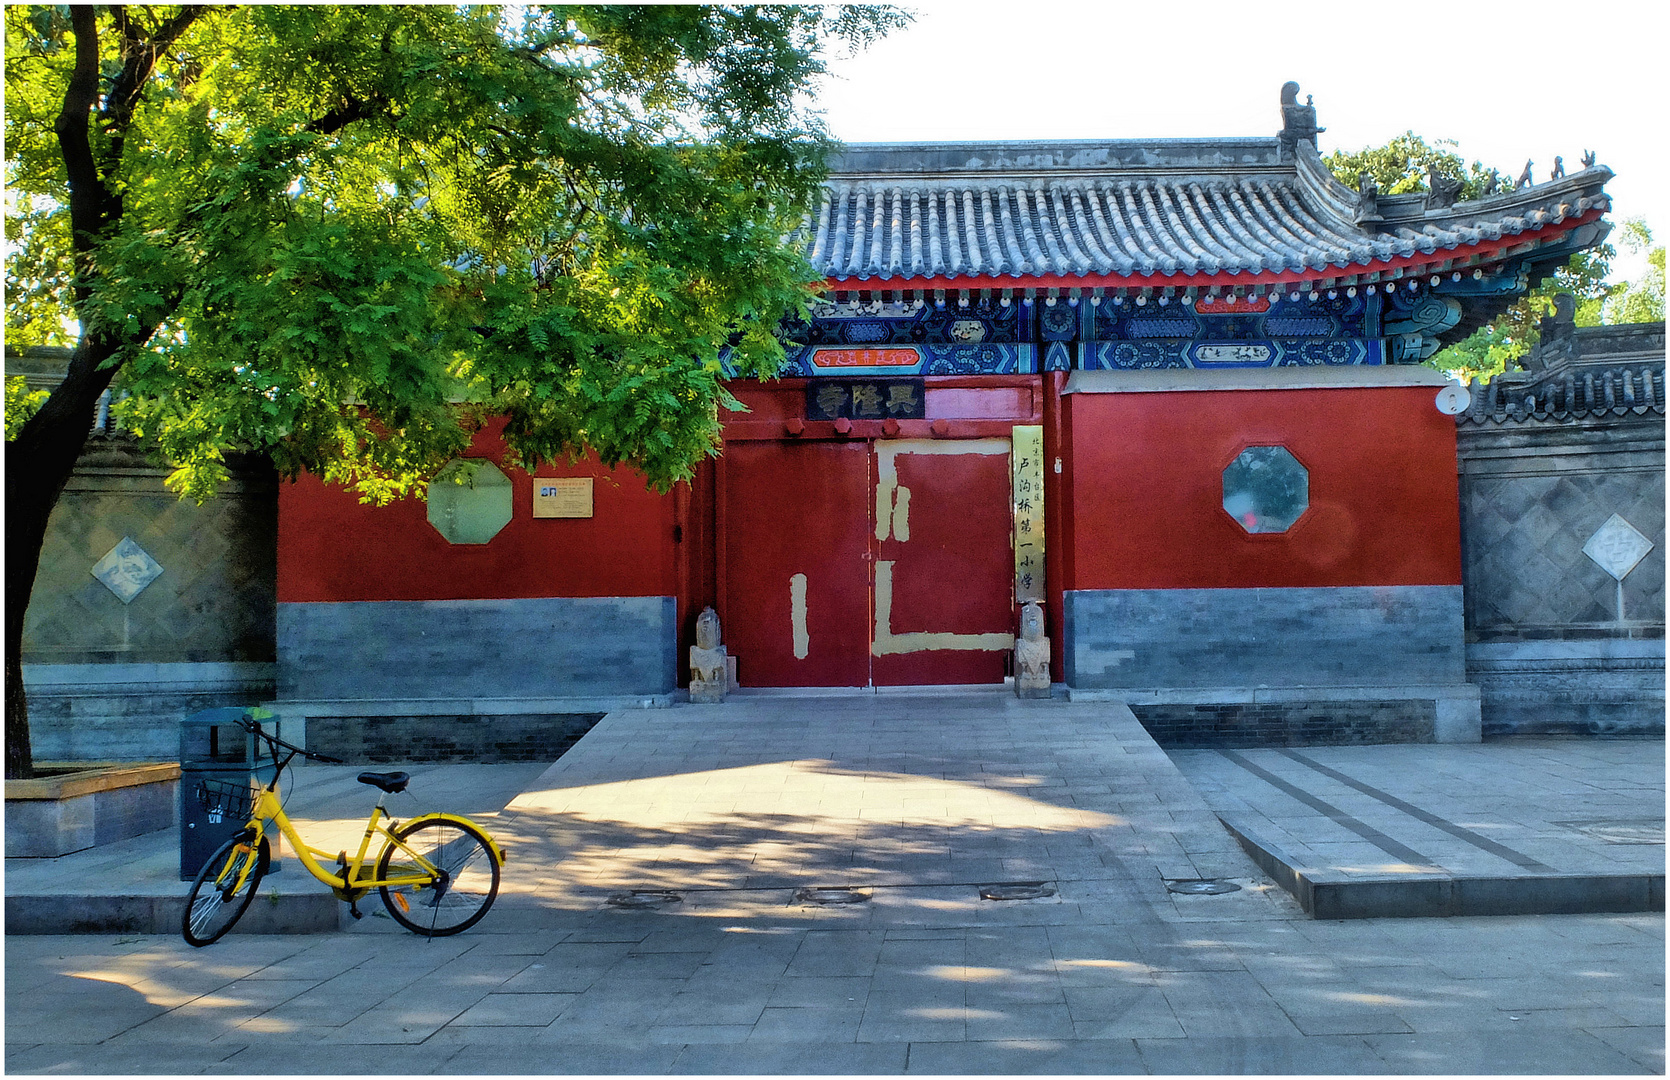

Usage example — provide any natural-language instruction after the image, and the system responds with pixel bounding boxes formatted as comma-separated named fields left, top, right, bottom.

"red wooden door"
left=871, top=440, right=1015, bottom=685
left=721, top=438, right=1014, bottom=687
left=721, top=440, right=872, bottom=687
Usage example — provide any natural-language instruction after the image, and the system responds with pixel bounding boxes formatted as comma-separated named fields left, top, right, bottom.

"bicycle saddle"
left=357, top=771, right=410, bottom=793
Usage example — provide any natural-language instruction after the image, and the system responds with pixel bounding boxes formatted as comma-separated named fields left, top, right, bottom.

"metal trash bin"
left=179, top=707, right=280, bottom=880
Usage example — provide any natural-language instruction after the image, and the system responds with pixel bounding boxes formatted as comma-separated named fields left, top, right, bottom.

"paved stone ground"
left=1170, top=741, right=1665, bottom=881
left=5, top=694, right=1664, bottom=1074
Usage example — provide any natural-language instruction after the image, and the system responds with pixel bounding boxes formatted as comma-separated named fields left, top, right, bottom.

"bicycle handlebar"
left=239, top=715, right=344, bottom=765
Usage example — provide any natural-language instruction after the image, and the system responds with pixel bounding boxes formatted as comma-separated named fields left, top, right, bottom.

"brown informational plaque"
left=533, top=477, right=594, bottom=518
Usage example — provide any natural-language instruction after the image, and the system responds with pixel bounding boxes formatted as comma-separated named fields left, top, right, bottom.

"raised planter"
left=5, top=762, right=180, bottom=858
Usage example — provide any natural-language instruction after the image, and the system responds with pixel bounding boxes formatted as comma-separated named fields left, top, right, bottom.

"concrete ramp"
left=493, top=694, right=1271, bottom=919
left=1170, top=744, right=1664, bottom=919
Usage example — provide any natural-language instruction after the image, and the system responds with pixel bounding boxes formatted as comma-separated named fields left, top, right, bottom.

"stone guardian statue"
left=689, top=606, right=729, bottom=703
left=1014, top=601, right=1052, bottom=699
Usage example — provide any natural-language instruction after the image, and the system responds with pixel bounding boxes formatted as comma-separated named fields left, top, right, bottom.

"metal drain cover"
left=795, top=886, right=870, bottom=905
left=1166, top=878, right=1241, bottom=895
left=607, top=890, right=683, bottom=908
left=979, top=882, right=1056, bottom=901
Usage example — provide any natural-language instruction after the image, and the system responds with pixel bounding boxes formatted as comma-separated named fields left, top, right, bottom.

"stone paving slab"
left=4, top=694, right=1665, bottom=1073
left=5, top=911, right=1662, bottom=1074
left=1170, top=742, right=1665, bottom=918
left=488, top=696, right=1256, bottom=921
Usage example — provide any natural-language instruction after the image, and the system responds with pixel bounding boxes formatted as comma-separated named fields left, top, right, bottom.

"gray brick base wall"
left=1466, top=641, right=1665, bottom=738
left=303, top=713, right=604, bottom=763
left=1064, top=585, right=1466, bottom=689
left=277, top=595, right=678, bottom=701
left=22, top=662, right=277, bottom=761
left=1131, top=700, right=1436, bottom=749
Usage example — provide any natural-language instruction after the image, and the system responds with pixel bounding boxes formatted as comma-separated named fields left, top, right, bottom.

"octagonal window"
left=427, top=459, right=513, bottom=544
left=1223, top=446, right=1308, bottom=534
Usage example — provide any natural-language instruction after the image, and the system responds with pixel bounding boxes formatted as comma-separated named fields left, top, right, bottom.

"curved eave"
left=817, top=209, right=1607, bottom=295
left=1294, top=140, right=1615, bottom=236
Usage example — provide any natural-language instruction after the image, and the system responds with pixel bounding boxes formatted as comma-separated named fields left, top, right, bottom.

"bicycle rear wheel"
left=182, top=834, right=268, bottom=947
left=377, top=818, right=500, bottom=937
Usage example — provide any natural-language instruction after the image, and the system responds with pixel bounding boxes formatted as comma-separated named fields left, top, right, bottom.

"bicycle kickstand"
left=336, top=852, right=365, bottom=920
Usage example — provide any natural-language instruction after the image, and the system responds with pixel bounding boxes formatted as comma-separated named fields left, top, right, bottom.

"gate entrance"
left=721, top=438, right=1015, bottom=687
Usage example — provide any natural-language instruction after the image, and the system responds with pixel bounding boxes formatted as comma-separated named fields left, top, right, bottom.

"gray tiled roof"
left=809, top=139, right=1611, bottom=287
left=1459, top=324, right=1665, bottom=426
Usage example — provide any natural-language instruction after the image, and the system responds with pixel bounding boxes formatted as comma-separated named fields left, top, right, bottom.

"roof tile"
left=811, top=139, right=1613, bottom=285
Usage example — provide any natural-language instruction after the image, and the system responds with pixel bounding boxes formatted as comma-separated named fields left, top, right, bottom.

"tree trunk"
left=5, top=333, right=126, bottom=779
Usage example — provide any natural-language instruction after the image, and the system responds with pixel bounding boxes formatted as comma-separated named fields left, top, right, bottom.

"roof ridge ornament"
left=1354, top=172, right=1384, bottom=228
left=1519, top=293, right=1579, bottom=371
left=1277, top=82, right=1324, bottom=161
left=1424, top=165, right=1465, bottom=211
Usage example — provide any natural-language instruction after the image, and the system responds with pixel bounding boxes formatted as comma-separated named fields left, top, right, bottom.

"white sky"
left=816, top=0, right=1667, bottom=285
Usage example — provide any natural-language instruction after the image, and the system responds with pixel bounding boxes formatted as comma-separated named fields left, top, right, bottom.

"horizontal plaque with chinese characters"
left=533, top=477, right=594, bottom=518
left=1011, top=425, right=1044, bottom=603
left=809, top=347, right=922, bottom=368
left=1193, top=343, right=1273, bottom=365
left=805, top=379, right=926, bottom=421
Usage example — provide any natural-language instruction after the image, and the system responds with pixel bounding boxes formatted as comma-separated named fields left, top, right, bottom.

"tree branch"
left=105, top=5, right=206, bottom=128
left=54, top=6, right=107, bottom=298
left=304, top=93, right=388, bottom=137
left=104, top=5, right=208, bottom=210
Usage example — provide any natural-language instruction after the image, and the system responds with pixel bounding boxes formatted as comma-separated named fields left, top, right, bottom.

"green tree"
left=1427, top=247, right=1616, bottom=381
left=4, top=377, right=50, bottom=441
left=1608, top=219, right=1665, bottom=325
left=3, top=4, right=906, bottom=778
left=1324, top=130, right=1501, bottom=200
left=1324, top=133, right=1638, bottom=380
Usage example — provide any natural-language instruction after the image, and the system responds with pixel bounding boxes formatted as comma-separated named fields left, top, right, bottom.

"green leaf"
left=6, top=4, right=904, bottom=492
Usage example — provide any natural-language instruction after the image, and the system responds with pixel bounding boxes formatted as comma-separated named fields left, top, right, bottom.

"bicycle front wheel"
left=377, top=818, right=500, bottom=937
left=182, top=834, right=268, bottom=947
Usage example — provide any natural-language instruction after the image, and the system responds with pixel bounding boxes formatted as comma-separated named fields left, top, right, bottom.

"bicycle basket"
left=195, top=778, right=255, bottom=824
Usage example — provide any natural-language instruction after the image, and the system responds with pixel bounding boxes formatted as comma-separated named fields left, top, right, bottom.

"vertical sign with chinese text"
left=1011, top=425, right=1044, bottom=603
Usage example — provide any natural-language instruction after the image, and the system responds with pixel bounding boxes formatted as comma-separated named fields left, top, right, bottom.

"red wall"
left=277, top=421, right=676, bottom=603
left=1063, top=386, right=1461, bottom=590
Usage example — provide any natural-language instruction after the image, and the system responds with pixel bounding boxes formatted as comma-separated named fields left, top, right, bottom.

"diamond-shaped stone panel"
left=1584, top=514, right=1654, bottom=581
left=91, top=537, right=162, bottom=604
left=1462, top=461, right=1664, bottom=635
left=25, top=460, right=277, bottom=662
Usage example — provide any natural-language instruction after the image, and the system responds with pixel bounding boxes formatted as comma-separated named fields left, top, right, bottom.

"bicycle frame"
left=241, top=786, right=497, bottom=897
left=187, top=716, right=507, bottom=946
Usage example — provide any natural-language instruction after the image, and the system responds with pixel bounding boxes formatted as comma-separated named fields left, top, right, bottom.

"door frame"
left=688, top=374, right=1046, bottom=688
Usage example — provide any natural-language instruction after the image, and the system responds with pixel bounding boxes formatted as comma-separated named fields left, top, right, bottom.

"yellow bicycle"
left=182, top=716, right=506, bottom=947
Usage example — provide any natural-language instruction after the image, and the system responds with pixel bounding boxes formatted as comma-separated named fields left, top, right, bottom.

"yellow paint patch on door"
left=875, top=450, right=900, bottom=541
left=875, top=439, right=1007, bottom=542
left=871, top=560, right=1014, bottom=656
left=891, top=485, right=911, bottom=542
left=789, top=573, right=810, bottom=659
